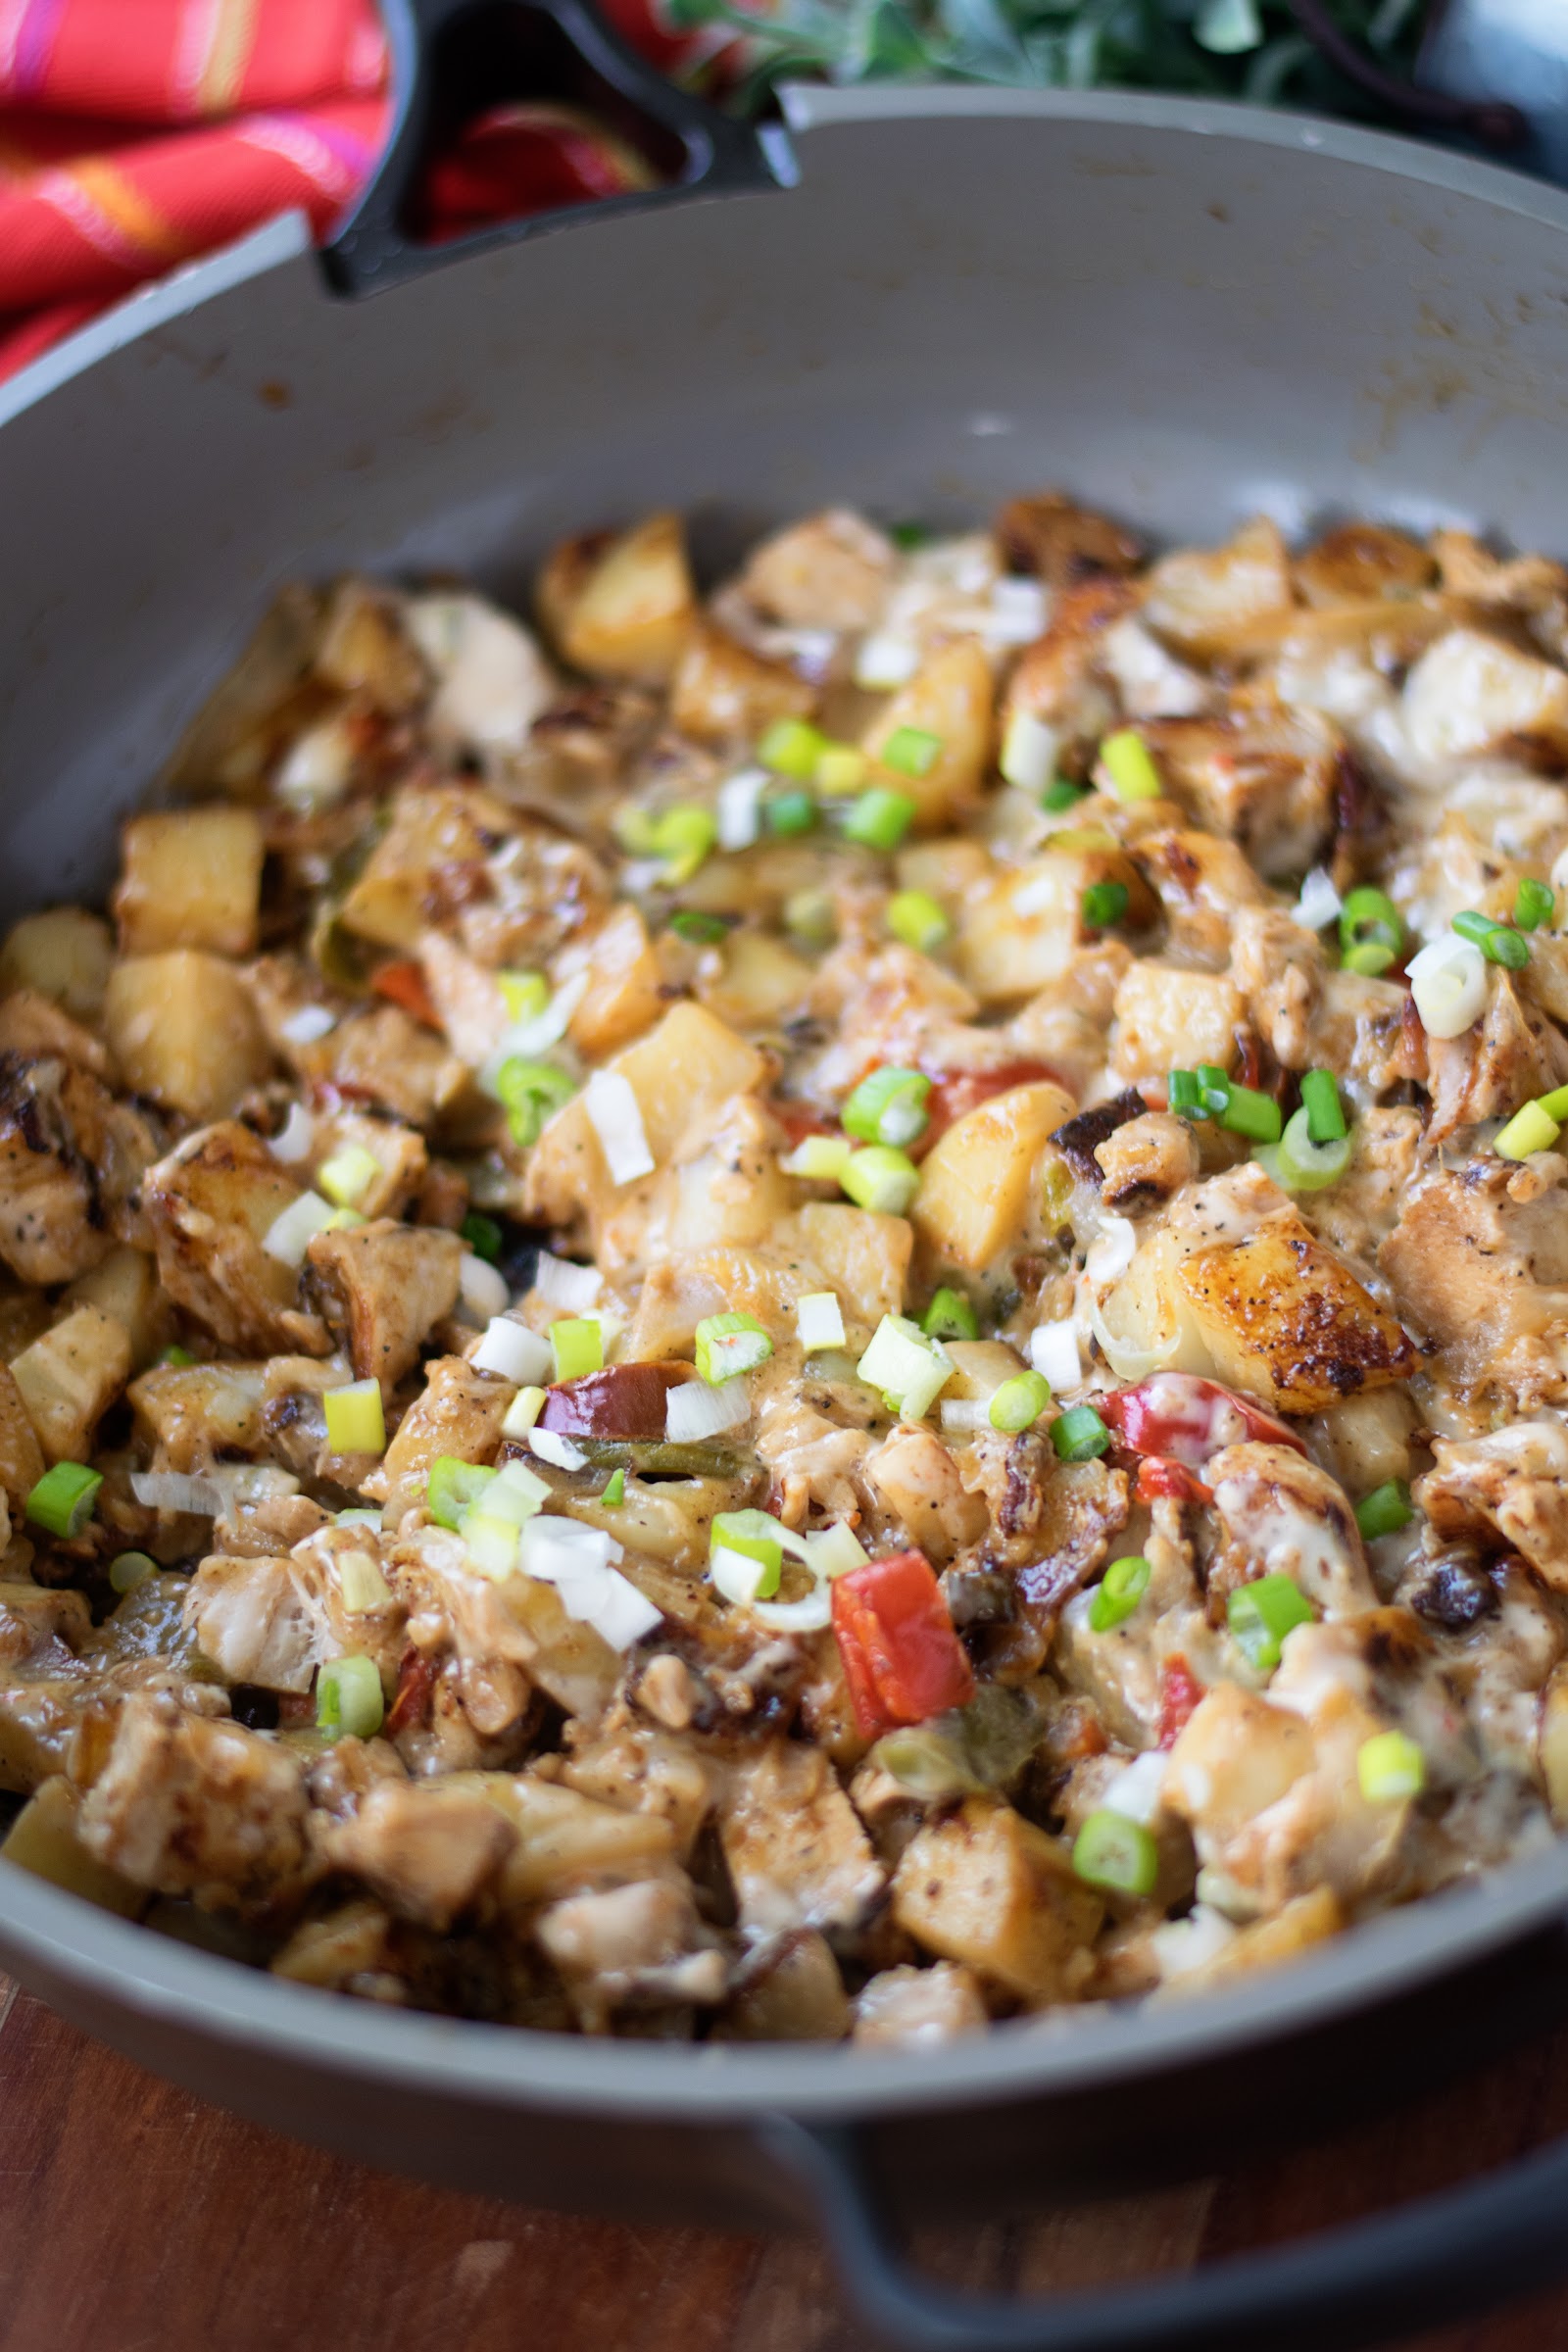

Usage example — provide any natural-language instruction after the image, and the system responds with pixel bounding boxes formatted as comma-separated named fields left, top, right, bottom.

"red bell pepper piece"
left=371, top=957, right=439, bottom=1028
left=1158, top=1658, right=1202, bottom=1750
left=918, top=1060, right=1063, bottom=1153
left=832, top=1548, right=974, bottom=1739
left=1102, top=1373, right=1304, bottom=1468
left=1135, top=1455, right=1213, bottom=1508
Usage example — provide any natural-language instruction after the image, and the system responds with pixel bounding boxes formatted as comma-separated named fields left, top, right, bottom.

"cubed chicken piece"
left=1227, top=906, right=1324, bottom=1069
left=105, top=952, right=274, bottom=1123
left=537, top=511, right=697, bottom=684
left=0, top=988, right=111, bottom=1078
left=0, top=1362, right=44, bottom=1521
left=1296, top=521, right=1434, bottom=608
left=559, top=903, right=664, bottom=1059
left=365, top=1354, right=512, bottom=1520
left=911, top=1080, right=1076, bottom=1272
left=1094, top=1111, right=1199, bottom=1213
left=892, top=1798, right=1102, bottom=2003
left=853, top=1961, right=989, bottom=2047
left=405, top=589, right=556, bottom=758
left=1204, top=1443, right=1375, bottom=1620
left=535, top=1878, right=726, bottom=2023
left=1110, top=961, right=1247, bottom=1087
left=1139, top=829, right=1272, bottom=968
left=866, top=1426, right=987, bottom=1564
left=669, top=620, right=815, bottom=747
left=792, top=1202, right=912, bottom=1329
left=1163, top=1683, right=1316, bottom=1851
left=1403, top=627, right=1568, bottom=766
left=957, top=848, right=1152, bottom=1004
left=186, top=1552, right=320, bottom=1694
left=307, top=1219, right=464, bottom=1394
left=740, top=508, right=894, bottom=630
left=666, top=1093, right=795, bottom=1254
left=114, top=807, right=265, bottom=958
left=1425, top=968, right=1568, bottom=1144
left=78, top=1691, right=310, bottom=1904
left=1175, top=1207, right=1414, bottom=1414
left=0, top=1053, right=156, bottom=1285
left=477, top=1774, right=680, bottom=1904
left=1307, top=1387, right=1417, bottom=1501
left=314, top=578, right=428, bottom=712
left=560, top=1714, right=719, bottom=1858
left=414, top=929, right=508, bottom=1066
left=1417, top=1423, right=1568, bottom=1594
left=1141, top=516, right=1295, bottom=657
left=861, top=640, right=995, bottom=831
left=1140, top=711, right=1338, bottom=881
left=996, top=489, right=1142, bottom=586
left=318, top=1776, right=514, bottom=1930
left=64, top=1242, right=172, bottom=1370
left=326, top=1005, right=470, bottom=1128
left=338, top=783, right=499, bottom=953
left=719, top=1739, right=885, bottom=1936
left=1101, top=616, right=1215, bottom=721
left=11, top=1302, right=130, bottom=1464
left=1380, top=1162, right=1568, bottom=1404
left=308, top=1108, right=428, bottom=1222
left=127, top=1358, right=268, bottom=1470
left=0, top=906, right=114, bottom=1023
left=1003, top=578, right=1135, bottom=745
left=718, top=1931, right=851, bottom=2042
left=141, top=1122, right=329, bottom=1356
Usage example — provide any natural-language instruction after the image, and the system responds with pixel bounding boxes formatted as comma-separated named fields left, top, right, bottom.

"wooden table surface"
left=6, top=1975, right=1568, bottom=2352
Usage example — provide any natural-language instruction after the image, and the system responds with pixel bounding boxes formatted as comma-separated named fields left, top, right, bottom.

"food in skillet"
left=4, top=495, right=1568, bottom=2044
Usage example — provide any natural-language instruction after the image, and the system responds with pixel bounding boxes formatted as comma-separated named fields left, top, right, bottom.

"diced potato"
left=12, top=1302, right=131, bottom=1463
left=537, top=512, right=697, bottom=684
left=1142, top=515, right=1296, bottom=656
left=699, top=931, right=814, bottom=1032
left=0, top=989, right=111, bottom=1078
left=366, top=1353, right=512, bottom=1518
left=307, top=1219, right=464, bottom=1393
left=668, top=1095, right=794, bottom=1253
left=114, top=807, right=265, bottom=957
left=861, top=639, right=995, bottom=830
left=741, top=509, right=894, bottom=630
left=272, top=1899, right=392, bottom=1988
left=64, top=1244, right=172, bottom=1370
left=1110, top=960, right=1246, bottom=1085
left=1, top=1775, right=147, bottom=1918
left=669, top=620, right=814, bottom=746
left=892, top=1797, right=1102, bottom=2002
left=1308, top=1388, right=1416, bottom=1497
left=1175, top=1209, right=1415, bottom=1414
left=561, top=904, right=664, bottom=1058
left=1404, top=627, right=1568, bottom=765
left=792, top=1202, right=912, bottom=1327
left=941, top=1340, right=1028, bottom=1400
left=105, top=950, right=273, bottom=1122
left=1188, top=1887, right=1343, bottom=1983
left=0, top=1361, right=44, bottom=1519
left=314, top=579, right=426, bottom=713
left=0, top=906, right=114, bottom=1022
left=474, top=1773, right=678, bottom=1905
left=718, top=1931, right=851, bottom=2042
left=956, top=842, right=1152, bottom=1004
left=866, top=1425, right=987, bottom=1562
left=339, top=784, right=495, bottom=952
left=912, top=1080, right=1076, bottom=1272
left=140, top=1122, right=328, bottom=1357
left=327, top=1006, right=470, bottom=1128
left=1163, top=1685, right=1315, bottom=1845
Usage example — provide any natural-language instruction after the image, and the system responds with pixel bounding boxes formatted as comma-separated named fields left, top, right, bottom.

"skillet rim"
left=4, top=82, right=1568, bottom=2120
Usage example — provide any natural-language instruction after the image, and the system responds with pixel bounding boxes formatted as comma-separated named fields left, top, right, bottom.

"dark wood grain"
left=4, top=1979, right=1568, bottom=2352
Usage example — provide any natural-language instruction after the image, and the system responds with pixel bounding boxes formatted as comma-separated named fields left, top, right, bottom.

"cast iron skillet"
left=7, top=9, right=1568, bottom=2342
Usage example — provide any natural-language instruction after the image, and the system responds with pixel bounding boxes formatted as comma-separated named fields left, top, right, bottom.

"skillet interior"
left=5, top=87, right=1568, bottom=2221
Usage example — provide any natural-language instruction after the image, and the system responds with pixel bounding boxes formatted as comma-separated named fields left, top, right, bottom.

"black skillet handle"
left=763, top=2116, right=1568, bottom=2352
left=322, top=0, right=793, bottom=295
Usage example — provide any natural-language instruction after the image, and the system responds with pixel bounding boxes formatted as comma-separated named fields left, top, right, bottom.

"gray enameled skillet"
left=7, top=19, right=1568, bottom=2341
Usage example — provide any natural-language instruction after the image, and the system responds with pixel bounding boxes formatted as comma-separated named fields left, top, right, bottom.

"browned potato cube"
left=1175, top=1210, right=1415, bottom=1414
left=957, top=841, right=1153, bottom=1004
left=114, top=807, right=265, bottom=957
left=537, top=512, right=696, bottom=684
left=0, top=906, right=114, bottom=1021
left=563, top=904, right=664, bottom=1058
left=669, top=620, right=814, bottom=747
left=11, top=1302, right=131, bottom=1463
left=2, top=1775, right=147, bottom=1918
left=314, top=579, right=426, bottom=712
left=861, top=639, right=995, bottom=831
left=911, top=1079, right=1076, bottom=1271
left=63, top=1243, right=172, bottom=1370
left=338, top=784, right=494, bottom=952
left=792, top=1201, right=912, bottom=1327
left=1110, top=960, right=1246, bottom=1084
left=892, top=1797, right=1102, bottom=2002
left=0, top=1359, right=44, bottom=1520
left=104, top=951, right=273, bottom=1121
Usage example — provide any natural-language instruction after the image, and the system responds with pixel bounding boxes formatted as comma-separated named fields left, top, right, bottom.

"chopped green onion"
left=1051, top=1404, right=1110, bottom=1462
left=1453, top=908, right=1529, bottom=969
left=1195, top=1063, right=1232, bottom=1114
left=317, top=1655, right=384, bottom=1742
left=1072, top=1808, right=1157, bottom=1896
left=1495, top=1100, right=1561, bottom=1161
left=600, top=1467, right=625, bottom=1506
left=158, top=1344, right=194, bottom=1369
left=1220, top=1084, right=1282, bottom=1144
left=669, top=908, right=729, bottom=945
left=922, top=1287, right=978, bottom=1343
left=323, top=1379, right=386, bottom=1456
left=1041, top=777, right=1087, bottom=813
left=427, top=1456, right=498, bottom=1532
left=879, top=725, right=944, bottom=780
left=765, top=789, right=817, bottom=837
left=784, top=888, right=837, bottom=949
left=890, top=520, right=929, bottom=551
left=857, top=1313, right=953, bottom=1421
left=25, top=1460, right=102, bottom=1540
left=797, top=1292, right=847, bottom=1351
left=500, top=1384, right=547, bottom=1438
left=781, top=1133, right=854, bottom=1182
left=1299, top=1068, right=1347, bottom=1144
left=843, top=1065, right=932, bottom=1149
left=321, top=1207, right=366, bottom=1234
left=551, top=1317, right=605, bottom=1382
left=989, top=1370, right=1051, bottom=1432
left=759, top=718, right=828, bottom=779
left=1357, top=1729, right=1426, bottom=1803
left=462, top=1509, right=520, bottom=1580
left=815, top=744, right=868, bottom=796
left=1100, top=730, right=1163, bottom=803
left=841, top=1145, right=920, bottom=1214
left=1082, top=880, right=1130, bottom=930
left=710, top=1507, right=786, bottom=1598
left=317, top=1142, right=382, bottom=1210
left=650, top=804, right=716, bottom=885
left=498, top=969, right=549, bottom=1023
left=1227, top=1572, right=1313, bottom=1671
left=613, top=806, right=658, bottom=856
left=695, top=1311, right=773, bottom=1384
left=1340, top=887, right=1403, bottom=971
left=843, top=787, right=917, bottom=852
left=1089, top=1554, right=1152, bottom=1634
left=461, top=1211, right=503, bottom=1263
left=338, top=1548, right=393, bottom=1613
left=1167, top=1069, right=1202, bottom=1118
left=886, top=889, right=950, bottom=953
left=1266, top=1105, right=1353, bottom=1192
left=1515, top=878, right=1555, bottom=932
left=1355, top=1479, right=1414, bottom=1541
left=109, top=1550, right=159, bottom=1595
left=1537, top=1083, right=1568, bottom=1122
left=496, top=1058, right=576, bottom=1148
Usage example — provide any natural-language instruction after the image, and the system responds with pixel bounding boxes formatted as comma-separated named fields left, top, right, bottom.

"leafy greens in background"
left=667, top=0, right=1428, bottom=122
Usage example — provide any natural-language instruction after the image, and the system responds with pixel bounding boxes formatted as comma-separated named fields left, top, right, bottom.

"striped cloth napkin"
left=0, top=0, right=711, bottom=384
